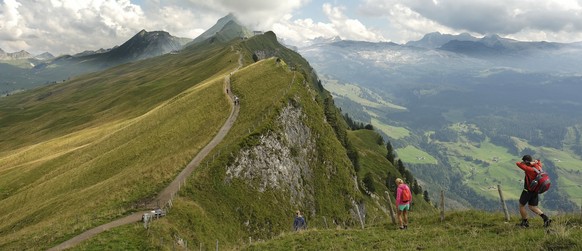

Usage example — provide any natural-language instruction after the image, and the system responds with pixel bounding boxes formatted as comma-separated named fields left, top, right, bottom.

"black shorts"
left=519, top=190, right=539, bottom=206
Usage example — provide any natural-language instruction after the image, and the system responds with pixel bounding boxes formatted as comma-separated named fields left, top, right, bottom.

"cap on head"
left=522, top=155, right=533, bottom=162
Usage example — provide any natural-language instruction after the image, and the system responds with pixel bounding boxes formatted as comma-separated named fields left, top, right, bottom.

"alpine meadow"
left=1, top=12, right=582, bottom=251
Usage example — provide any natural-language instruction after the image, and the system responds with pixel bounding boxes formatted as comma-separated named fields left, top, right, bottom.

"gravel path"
left=48, top=52, right=243, bottom=251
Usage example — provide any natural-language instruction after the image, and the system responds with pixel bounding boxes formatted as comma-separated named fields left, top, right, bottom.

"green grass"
left=370, top=117, right=410, bottom=139
left=0, top=41, right=239, bottom=250
left=321, top=76, right=406, bottom=111
left=243, top=211, right=582, bottom=251
left=395, top=145, right=438, bottom=164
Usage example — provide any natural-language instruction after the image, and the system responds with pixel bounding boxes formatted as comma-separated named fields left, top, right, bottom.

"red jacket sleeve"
left=516, top=160, right=543, bottom=188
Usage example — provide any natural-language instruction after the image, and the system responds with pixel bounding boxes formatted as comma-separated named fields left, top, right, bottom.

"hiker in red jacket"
left=516, top=155, right=551, bottom=228
left=395, top=178, right=411, bottom=230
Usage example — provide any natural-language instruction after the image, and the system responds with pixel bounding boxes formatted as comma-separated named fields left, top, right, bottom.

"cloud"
left=271, top=3, right=385, bottom=46
left=3, top=0, right=582, bottom=55
left=272, top=15, right=337, bottom=46
left=0, top=0, right=149, bottom=55
left=0, top=0, right=25, bottom=41
left=0, top=0, right=312, bottom=55
left=141, top=0, right=309, bottom=30
left=359, top=0, right=582, bottom=42
left=322, top=3, right=385, bottom=41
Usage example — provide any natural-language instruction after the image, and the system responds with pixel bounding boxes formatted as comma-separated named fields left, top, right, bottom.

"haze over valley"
left=2, top=1, right=582, bottom=249
left=299, top=32, right=582, bottom=211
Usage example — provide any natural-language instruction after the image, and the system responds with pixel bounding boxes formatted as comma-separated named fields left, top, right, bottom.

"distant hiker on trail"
left=516, top=155, right=551, bottom=228
left=234, top=96, right=239, bottom=105
left=395, top=178, right=412, bottom=230
left=293, top=210, right=306, bottom=231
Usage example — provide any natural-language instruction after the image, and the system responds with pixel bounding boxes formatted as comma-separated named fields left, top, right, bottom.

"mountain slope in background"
left=405, top=31, right=478, bottom=49
left=299, top=33, right=582, bottom=212
left=102, top=29, right=190, bottom=62
left=0, top=30, right=191, bottom=95
left=439, top=34, right=568, bottom=57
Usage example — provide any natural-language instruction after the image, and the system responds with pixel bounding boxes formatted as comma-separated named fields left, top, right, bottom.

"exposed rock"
left=226, top=100, right=316, bottom=206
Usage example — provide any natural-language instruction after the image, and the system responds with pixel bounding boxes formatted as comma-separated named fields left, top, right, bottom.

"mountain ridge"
left=0, top=19, right=425, bottom=250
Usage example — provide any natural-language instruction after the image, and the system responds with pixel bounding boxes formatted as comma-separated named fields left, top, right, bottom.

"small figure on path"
left=293, top=210, right=306, bottom=231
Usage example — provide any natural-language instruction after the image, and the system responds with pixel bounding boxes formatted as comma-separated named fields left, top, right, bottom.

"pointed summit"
left=137, top=29, right=148, bottom=37
left=104, top=30, right=191, bottom=62
left=190, top=13, right=252, bottom=45
left=35, top=52, right=55, bottom=60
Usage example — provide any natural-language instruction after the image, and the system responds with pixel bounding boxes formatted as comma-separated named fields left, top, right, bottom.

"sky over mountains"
left=1, top=0, right=582, bottom=55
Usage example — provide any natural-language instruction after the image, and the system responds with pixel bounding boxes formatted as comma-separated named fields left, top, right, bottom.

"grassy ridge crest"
left=0, top=40, right=239, bottom=250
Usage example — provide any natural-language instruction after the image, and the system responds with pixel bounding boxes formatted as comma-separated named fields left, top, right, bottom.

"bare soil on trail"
left=48, top=52, right=243, bottom=251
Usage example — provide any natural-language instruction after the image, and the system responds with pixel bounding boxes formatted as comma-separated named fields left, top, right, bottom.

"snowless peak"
left=35, top=52, right=55, bottom=60
left=406, top=32, right=478, bottom=49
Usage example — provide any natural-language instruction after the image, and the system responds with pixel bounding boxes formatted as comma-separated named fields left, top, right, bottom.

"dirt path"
left=48, top=52, right=243, bottom=251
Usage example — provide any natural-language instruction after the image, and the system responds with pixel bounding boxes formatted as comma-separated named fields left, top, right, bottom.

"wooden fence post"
left=384, top=191, right=397, bottom=224
left=353, top=200, right=365, bottom=229
left=497, top=185, right=511, bottom=221
left=440, top=190, right=445, bottom=222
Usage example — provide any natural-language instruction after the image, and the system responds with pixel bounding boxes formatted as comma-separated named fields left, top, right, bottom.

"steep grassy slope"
left=0, top=40, right=239, bottom=250
left=348, top=129, right=434, bottom=215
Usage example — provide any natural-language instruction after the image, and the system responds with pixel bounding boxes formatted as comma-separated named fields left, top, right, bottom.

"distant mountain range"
left=6, top=20, right=582, bottom=95
left=1, top=13, right=262, bottom=95
left=405, top=31, right=479, bottom=49
left=403, top=32, right=582, bottom=58
left=0, top=48, right=54, bottom=61
left=41, top=29, right=191, bottom=68
left=1, top=30, right=192, bottom=94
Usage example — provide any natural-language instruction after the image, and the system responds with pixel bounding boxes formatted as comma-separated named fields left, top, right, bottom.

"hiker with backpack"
left=395, top=178, right=412, bottom=230
left=516, top=155, right=552, bottom=228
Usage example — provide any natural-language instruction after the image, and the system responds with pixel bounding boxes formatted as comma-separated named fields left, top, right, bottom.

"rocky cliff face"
left=226, top=100, right=316, bottom=208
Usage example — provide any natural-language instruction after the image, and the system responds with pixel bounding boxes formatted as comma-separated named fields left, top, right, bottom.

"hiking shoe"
left=516, top=221, right=529, bottom=228
left=399, top=226, right=405, bottom=230
left=543, top=219, right=552, bottom=228
left=404, top=225, right=408, bottom=229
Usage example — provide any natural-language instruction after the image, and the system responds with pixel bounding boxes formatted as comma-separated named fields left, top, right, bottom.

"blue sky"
left=2, top=0, right=582, bottom=55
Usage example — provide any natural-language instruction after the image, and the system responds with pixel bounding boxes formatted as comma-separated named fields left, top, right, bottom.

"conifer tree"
left=386, top=141, right=395, bottom=164
left=397, top=159, right=406, bottom=175
left=413, top=179, right=420, bottom=194
left=363, top=172, right=376, bottom=194
left=423, top=190, right=430, bottom=203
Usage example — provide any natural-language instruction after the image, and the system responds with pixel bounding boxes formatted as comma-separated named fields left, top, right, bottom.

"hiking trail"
left=48, top=51, right=243, bottom=251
